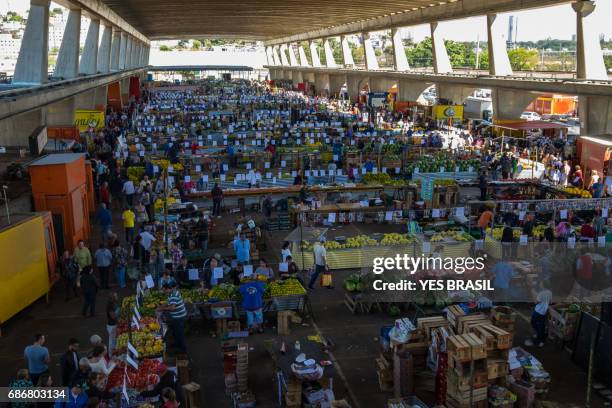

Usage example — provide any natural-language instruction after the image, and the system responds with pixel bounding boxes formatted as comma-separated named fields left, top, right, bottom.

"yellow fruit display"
left=533, top=224, right=547, bottom=239
left=486, top=227, right=521, bottom=241
left=430, top=230, right=474, bottom=242
left=116, top=332, right=164, bottom=358
left=269, top=278, right=306, bottom=297
left=564, top=186, right=592, bottom=198
left=380, top=233, right=417, bottom=246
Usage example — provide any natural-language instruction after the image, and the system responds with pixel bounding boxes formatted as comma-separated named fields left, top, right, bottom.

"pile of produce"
left=380, top=233, right=418, bottom=246
left=180, top=288, right=209, bottom=304
left=532, top=224, right=547, bottom=240
left=486, top=227, right=522, bottom=241
left=362, top=173, right=406, bottom=186
left=344, top=274, right=365, bottom=292
left=345, top=235, right=378, bottom=248
left=406, top=155, right=480, bottom=173
left=207, top=284, right=241, bottom=301
left=430, top=230, right=474, bottom=242
left=127, top=167, right=145, bottom=184
left=564, top=186, right=592, bottom=198
left=151, top=159, right=184, bottom=171
left=117, top=317, right=160, bottom=336
left=268, top=278, right=306, bottom=297
left=106, top=359, right=163, bottom=391
left=121, top=292, right=166, bottom=318
left=154, top=196, right=179, bottom=210
left=413, top=179, right=457, bottom=186
left=116, top=332, right=164, bottom=358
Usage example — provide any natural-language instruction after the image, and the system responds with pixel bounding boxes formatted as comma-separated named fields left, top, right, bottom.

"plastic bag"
left=320, top=273, right=332, bottom=287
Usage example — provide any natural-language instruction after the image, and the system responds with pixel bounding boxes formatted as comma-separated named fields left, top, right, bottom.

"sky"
left=3, top=0, right=612, bottom=43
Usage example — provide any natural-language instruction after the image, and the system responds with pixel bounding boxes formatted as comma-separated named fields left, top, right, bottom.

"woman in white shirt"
left=88, top=345, right=116, bottom=375
left=281, top=241, right=292, bottom=262
left=524, top=283, right=552, bottom=348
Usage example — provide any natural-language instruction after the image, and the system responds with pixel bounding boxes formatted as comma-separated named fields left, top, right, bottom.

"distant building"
left=0, top=33, right=21, bottom=59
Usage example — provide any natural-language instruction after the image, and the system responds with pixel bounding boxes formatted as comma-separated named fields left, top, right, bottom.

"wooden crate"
left=482, top=324, right=513, bottom=349
left=447, top=305, right=465, bottom=329
left=447, top=371, right=488, bottom=392
left=447, top=334, right=486, bottom=362
left=487, top=358, right=509, bottom=380
left=182, top=383, right=202, bottom=408
left=448, top=355, right=487, bottom=378
left=278, top=310, right=292, bottom=335
left=457, top=313, right=489, bottom=334
left=447, top=384, right=488, bottom=404
left=472, top=326, right=496, bottom=351
left=378, top=369, right=394, bottom=392
left=417, top=316, right=451, bottom=339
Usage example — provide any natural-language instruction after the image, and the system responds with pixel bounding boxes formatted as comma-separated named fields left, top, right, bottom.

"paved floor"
left=0, top=208, right=607, bottom=407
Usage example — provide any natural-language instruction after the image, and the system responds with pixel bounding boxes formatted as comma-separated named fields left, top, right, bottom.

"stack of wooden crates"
left=446, top=306, right=514, bottom=408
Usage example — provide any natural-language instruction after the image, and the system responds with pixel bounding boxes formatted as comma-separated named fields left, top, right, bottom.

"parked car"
left=520, top=111, right=541, bottom=121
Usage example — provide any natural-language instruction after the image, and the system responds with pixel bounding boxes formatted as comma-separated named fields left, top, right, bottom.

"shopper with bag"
left=308, top=237, right=332, bottom=289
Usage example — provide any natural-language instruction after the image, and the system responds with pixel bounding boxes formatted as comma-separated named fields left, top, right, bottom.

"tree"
left=350, top=42, right=364, bottom=65
left=507, top=48, right=539, bottom=70
left=177, top=40, right=189, bottom=50
left=405, top=37, right=432, bottom=68
left=6, top=12, right=24, bottom=22
left=159, top=45, right=172, bottom=51
left=328, top=38, right=343, bottom=64
left=191, top=40, right=202, bottom=50
left=604, top=55, right=612, bottom=71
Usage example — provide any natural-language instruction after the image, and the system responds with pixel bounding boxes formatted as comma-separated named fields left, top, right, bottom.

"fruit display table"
left=293, top=233, right=420, bottom=270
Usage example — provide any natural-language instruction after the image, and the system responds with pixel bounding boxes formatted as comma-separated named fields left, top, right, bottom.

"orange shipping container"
left=29, top=154, right=91, bottom=253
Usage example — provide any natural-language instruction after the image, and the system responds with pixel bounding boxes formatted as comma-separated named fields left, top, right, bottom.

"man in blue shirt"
left=161, top=282, right=187, bottom=352
left=239, top=280, right=266, bottom=334
left=95, top=203, right=112, bottom=241
left=233, top=233, right=250, bottom=263
left=24, top=334, right=50, bottom=385
left=491, top=260, right=517, bottom=302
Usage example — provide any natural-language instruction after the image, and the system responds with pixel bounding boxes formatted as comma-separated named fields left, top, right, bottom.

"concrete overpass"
left=2, top=0, right=612, bottom=146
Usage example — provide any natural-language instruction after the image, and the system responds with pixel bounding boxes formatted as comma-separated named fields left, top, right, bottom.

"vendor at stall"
left=160, top=282, right=187, bottom=353
left=239, top=278, right=266, bottom=334
left=140, top=364, right=182, bottom=403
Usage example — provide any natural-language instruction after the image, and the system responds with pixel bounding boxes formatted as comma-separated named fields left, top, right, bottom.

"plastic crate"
left=272, top=294, right=305, bottom=311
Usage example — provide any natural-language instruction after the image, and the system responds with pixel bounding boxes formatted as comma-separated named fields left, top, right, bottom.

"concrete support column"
left=370, top=77, right=396, bottom=92
left=118, top=32, right=128, bottom=70
left=341, top=35, right=354, bottom=67
left=279, top=44, right=290, bottom=66
left=487, top=14, right=513, bottom=76
left=80, top=18, right=100, bottom=75
left=265, top=47, right=273, bottom=65
left=298, top=45, right=310, bottom=67
left=492, top=88, right=537, bottom=120
left=0, top=108, right=46, bottom=146
left=398, top=79, right=433, bottom=102
left=329, top=74, right=347, bottom=98
left=47, top=97, right=76, bottom=126
left=314, top=72, right=330, bottom=96
left=144, top=46, right=150, bottom=66
left=126, top=36, right=134, bottom=68
left=310, top=41, right=322, bottom=67
left=573, top=1, right=607, bottom=80
left=272, top=46, right=282, bottom=66
left=391, top=28, right=409, bottom=71
left=14, top=0, right=50, bottom=84
left=362, top=33, right=379, bottom=70
left=324, top=39, right=337, bottom=68
left=436, top=84, right=475, bottom=105
left=288, top=44, right=299, bottom=66
left=430, top=22, right=452, bottom=74
left=110, top=29, right=121, bottom=71
left=293, top=70, right=304, bottom=84
left=580, top=96, right=612, bottom=134
left=54, top=8, right=81, bottom=79
left=97, top=23, right=112, bottom=73
left=346, top=74, right=369, bottom=101
left=94, top=85, right=108, bottom=108
left=134, top=42, right=141, bottom=67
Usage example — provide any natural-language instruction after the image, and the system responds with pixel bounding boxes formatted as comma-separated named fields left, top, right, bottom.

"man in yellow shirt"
left=122, top=207, right=136, bottom=244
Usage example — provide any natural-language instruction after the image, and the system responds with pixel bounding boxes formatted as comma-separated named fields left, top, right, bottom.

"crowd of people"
left=9, top=77, right=608, bottom=405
